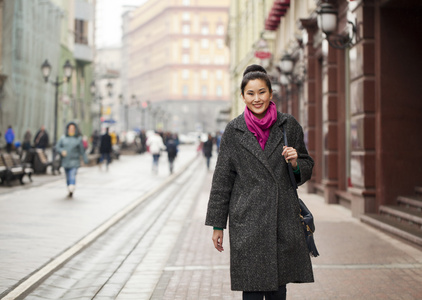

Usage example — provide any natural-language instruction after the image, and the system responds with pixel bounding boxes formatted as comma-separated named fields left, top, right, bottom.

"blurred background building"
left=226, top=0, right=422, bottom=244
left=0, top=0, right=94, bottom=147
left=121, top=0, right=230, bottom=134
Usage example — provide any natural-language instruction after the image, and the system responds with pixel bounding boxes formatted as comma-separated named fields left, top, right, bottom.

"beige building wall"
left=125, top=0, right=230, bottom=133
left=227, top=0, right=274, bottom=119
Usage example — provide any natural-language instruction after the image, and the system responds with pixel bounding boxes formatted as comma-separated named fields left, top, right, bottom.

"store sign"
left=255, top=51, right=272, bottom=59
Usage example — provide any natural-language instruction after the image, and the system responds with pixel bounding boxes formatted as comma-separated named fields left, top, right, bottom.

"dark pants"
left=205, top=156, right=211, bottom=169
left=100, top=153, right=111, bottom=165
left=242, top=285, right=286, bottom=300
left=6, top=143, right=12, bottom=153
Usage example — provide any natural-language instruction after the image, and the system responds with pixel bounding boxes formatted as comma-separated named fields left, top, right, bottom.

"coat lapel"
left=234, top=113, right=280, bottom=178
left=264, top=113, right=287, bottom=158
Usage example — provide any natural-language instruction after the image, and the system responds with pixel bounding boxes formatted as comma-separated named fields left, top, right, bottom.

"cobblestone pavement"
left=2, top=147, right=422, bottom=299
left=136, top=162, right=422, bottom=299
left=0, top=145, right=198, bottom=299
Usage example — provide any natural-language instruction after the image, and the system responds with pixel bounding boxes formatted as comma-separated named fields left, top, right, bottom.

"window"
left=216, top=70, right=223, bottom=80
left=201, top=70, right=208, bottom=80
left=75, top=19, right=88, bottom=44
left=182, top=24, right=190, bottom=35
left=216, top=39, right=224, bottom=49
left=182, top=54, right=190, bottom=64
left=201, top=25, right=209, bottom=35
left=201, top=39, right=209, bottom=49
left=216, top=24, right=224, bottom=36
left=182, top=0, right=190, bottom=5
left=183, top=85, right=189, bottom=96
left=202, top=85, right=208, bottom=96
left=216, top=85, right=223, bottom=97
left=182, top=38, right=190, bottom=48
left=182, top=69, right=189, bottom=79
left=182, top=12, right=190, bottom=21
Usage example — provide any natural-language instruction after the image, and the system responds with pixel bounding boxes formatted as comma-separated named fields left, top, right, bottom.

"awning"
left=265, top=0, right=290, bottom=31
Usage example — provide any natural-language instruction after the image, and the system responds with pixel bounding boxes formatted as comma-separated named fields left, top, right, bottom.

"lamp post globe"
left=318, top=3, right=338, bottom=35
left=280, top=54, right=294, bottom=75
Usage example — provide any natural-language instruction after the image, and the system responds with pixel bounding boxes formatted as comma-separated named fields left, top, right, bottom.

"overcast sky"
left=96, top=0, right=147, bottom=48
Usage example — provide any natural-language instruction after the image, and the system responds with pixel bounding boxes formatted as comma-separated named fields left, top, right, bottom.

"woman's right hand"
left=212, top=229, right=224, bottom=252
left=61, top=150, right=67, bottom=157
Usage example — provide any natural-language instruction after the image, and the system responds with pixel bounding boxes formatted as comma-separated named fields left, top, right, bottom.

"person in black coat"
left=166, top=134, right=178, bottom=174
left=202, top=133, right=213, bottom=170
left=205, top=65, right=314, bottom=299
left=33, top=125, right=49, bottom=150
left=99, top=128, right=112, bottom=170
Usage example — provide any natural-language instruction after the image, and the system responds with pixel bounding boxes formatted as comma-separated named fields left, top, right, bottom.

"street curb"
left=1, top=155, right=200, bottom=300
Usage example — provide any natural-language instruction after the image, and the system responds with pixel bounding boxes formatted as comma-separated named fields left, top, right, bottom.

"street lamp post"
left=41, top=59, right=73, bottom=174
left=90, top=82, right=103, bottom=133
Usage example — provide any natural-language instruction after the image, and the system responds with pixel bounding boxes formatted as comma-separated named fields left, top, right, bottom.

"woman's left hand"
left=282, top=146, right=298, bottom=169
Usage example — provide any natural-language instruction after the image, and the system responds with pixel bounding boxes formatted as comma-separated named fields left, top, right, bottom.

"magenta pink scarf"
left=244, top=101, right=278, bottom=150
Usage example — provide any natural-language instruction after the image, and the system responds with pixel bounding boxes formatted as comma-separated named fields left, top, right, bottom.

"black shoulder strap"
left=282, top=125, right=299, bottom=193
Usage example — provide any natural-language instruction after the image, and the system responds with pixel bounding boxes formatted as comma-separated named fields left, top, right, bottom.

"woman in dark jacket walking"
left=202, top=133, right=213, bottom=170
left=205, top=65, right=314, bottom=299
left=56, top=122, right=88, bottom=197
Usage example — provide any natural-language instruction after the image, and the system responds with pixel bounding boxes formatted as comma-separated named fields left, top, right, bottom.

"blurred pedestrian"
left=205, top=64, right=315, bottom=299
left=216, top=131, right=222, bottom=154
left=99, top=127, right=112, bottom=171
left=166, top=134, right=178, bottom=174
left=140, top=130, right=147, bottom=153
left=202, top=133, right=213, bottom=170
left=146, top=131, right=165, bottom=174
left=34, top=125, right=49, bottom=150
left=89, top=130, right=100, bottom=154
left=55, top=122, right=88, bottom=198
left=82, top=135, right=88, bottom=150
left=23, top=129, right=32, bottom=151
left=5, top=126, right=15, bottom=153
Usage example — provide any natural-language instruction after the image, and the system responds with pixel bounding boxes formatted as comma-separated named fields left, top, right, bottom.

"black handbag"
left=282, top=126, right=319, bottom=257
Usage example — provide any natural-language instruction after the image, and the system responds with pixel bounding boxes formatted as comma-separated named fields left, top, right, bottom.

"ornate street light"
left=279, top=54, right=294, bottom=75
left=318, top=3, right=356, bottom=49
left=41, top=59, right=73, bottom=174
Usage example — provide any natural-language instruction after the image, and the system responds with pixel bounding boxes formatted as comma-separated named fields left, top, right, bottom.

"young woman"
left=56, top=122, right=88, bottom=197
left=205, top=65, right=314, bottom=300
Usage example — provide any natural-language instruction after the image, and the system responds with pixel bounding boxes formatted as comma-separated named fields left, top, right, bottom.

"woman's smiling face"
left=242, top=79, right=273, bottom=119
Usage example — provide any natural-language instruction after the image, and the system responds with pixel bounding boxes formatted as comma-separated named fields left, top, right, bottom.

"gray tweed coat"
left=205, top=112, right=314, bottom=291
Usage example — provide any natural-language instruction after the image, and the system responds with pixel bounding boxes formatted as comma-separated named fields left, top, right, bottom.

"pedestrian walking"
left=202, top=133, right=213, bottom=170
left=5, top=126, right=15, bottom=153
left=22, top=129, right=32, bottom=151
left=89, top=130, right=100, bottom=154
left=55, top=122, right=88, bottom=198
left=166, top=134, right=178, bottom=174
left=139, top=130, right=147, bottom=153
left=99, top=128, right=112, bottom=171
left=33, top=125, right=49, bottom=150
left=205, top=64, right=315, bottom=299
left=146, top=131, right=165, bottom=174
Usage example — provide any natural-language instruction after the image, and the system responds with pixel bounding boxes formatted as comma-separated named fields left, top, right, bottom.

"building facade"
left=122, top=0, right=230, bottom=134
left=0, top=0, right=94, bottom=148
left=228, top=0, right=422, bottom=244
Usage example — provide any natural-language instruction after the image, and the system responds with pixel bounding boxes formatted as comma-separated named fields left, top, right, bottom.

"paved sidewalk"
left=144, top=160, right=422, bottom=299
left=0, top=145, right=198, bottom=298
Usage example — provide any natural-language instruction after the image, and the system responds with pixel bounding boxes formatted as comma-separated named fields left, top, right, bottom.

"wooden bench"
left=12, top=155, right=33, bottom=183
left=0, top=153, right=25, bottom=185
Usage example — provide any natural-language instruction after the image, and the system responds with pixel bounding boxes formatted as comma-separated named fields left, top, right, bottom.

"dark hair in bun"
left=241, top=64, right=272, bottom=96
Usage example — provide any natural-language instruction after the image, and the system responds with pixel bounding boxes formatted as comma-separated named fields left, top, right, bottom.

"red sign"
left=255, top=51, right=272, bottom=59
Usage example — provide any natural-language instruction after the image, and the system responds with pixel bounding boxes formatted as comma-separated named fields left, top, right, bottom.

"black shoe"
left=68, top=192, right=73, bottom=198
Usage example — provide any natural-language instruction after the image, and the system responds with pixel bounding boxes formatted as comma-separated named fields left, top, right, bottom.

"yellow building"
left=123, top=0, right=230, bottom=133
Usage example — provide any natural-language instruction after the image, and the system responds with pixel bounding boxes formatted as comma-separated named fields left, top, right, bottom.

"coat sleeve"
left=291, top=118, right=314, bottom=186
left=205, top=127, right=236, bottom=229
